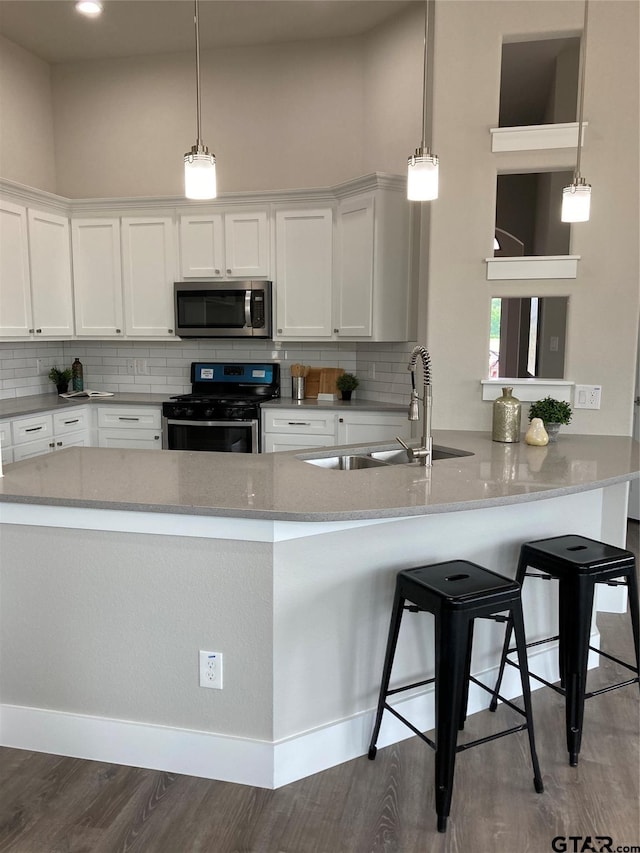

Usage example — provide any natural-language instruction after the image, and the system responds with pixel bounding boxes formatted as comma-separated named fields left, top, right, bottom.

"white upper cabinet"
left=335, top=195, right=374, bottom=338
left=274, top=207, right=334, bottom=338
left=0, top=200, right=74, bottom=339
left=179, top=209, right=270, bottom=279
left=27, top=209, right=74, bottom=337
left=0, top=199, right=32, bottom=337
left=72, top=218, right=124, bottom=337
left=179, top=213, right=224, bottom=278
left=336, top=187, right=411, bottom=342
left=224, top=211, right=270, bottom=277
left=121, top=216, right=177, bottom=337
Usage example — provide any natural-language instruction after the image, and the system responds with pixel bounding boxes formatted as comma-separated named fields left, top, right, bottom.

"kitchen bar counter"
left=0, top=432, right=637, bottom=792
left=0, top=431, right=637, bottom=522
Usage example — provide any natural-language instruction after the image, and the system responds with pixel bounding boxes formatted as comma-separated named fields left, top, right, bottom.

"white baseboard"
left=1, top=637, right=596, bottom=789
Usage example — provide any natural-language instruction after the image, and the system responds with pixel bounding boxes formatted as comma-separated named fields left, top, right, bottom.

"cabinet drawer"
left=12, top=413, right=54, bottom=445
left=263, top=434, right=336, bottom=453
left=97, top=406, right=161, bottom=429
left=98, top=428, right=162, bottom=449
left=53, top=407, right=90, bottom=435
left=263, top=410, right=336, bottom=435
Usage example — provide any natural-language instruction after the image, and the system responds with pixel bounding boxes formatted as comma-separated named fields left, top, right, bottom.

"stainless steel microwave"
left=174, top=281, right=272, bottom=338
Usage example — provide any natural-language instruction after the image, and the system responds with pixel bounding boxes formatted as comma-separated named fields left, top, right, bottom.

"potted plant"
left=336, top=372, right=359, bottom=401
left=49, top=367, right=72, bottom=394
left=528, top=396, right=572, bottom=441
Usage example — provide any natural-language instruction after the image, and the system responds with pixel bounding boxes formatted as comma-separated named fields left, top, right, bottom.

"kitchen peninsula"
left=0, top=432, right=637, bottom=789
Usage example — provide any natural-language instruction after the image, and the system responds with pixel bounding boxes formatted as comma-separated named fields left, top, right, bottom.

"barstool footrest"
left=386, top=676, right=436, bottom=697
left=456, top=723, right=529, bottom=752
left=382, top=702, right=437, bottom=751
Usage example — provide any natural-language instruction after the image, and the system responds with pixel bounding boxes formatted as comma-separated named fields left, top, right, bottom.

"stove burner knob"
left=184, top=407, right=194, bottom=418
left=204, top=408, right=214, bottom=418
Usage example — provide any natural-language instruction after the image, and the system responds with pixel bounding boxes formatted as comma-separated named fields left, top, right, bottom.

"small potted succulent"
left=336, top=372, right=359, bottom=402
left=49, top=367, right=72, bottom=394
left=528, top=396, right=572, bottom=441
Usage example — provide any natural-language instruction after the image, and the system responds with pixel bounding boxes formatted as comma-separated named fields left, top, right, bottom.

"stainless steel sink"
left=304, top=455, right=389, bottom=470
left=369, top=446, right=474, bottom=465
left=303, top=445, right=473, bottom=470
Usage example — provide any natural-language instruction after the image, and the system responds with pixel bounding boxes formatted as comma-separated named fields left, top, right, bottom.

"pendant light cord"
left=421, top=0, right=429, bottom=150
left=575, top=0, right=589, bottom=179
left=194, top=0, right=203, bottom=147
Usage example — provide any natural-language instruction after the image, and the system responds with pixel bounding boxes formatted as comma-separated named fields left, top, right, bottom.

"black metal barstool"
left=368, top=559, right=544, bottom=833
left=490, top=534, right=640, bottom=767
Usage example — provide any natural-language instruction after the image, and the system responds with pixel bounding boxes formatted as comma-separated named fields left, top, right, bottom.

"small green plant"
left=48, top=367, right=72, bottom=385
left=528, top=396, right=572, bottom=425
left=336, top=372, right=359, bottom=392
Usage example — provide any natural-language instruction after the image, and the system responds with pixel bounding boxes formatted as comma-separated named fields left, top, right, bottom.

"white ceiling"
left=0, top=0, right=415, bottom=64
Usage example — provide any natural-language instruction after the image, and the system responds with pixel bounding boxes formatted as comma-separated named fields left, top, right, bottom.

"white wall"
left=51, top=38, right=366, bottom=198
left=0, top=36, right=57, bottom=192
left=424, top=0, right=639, bottom=435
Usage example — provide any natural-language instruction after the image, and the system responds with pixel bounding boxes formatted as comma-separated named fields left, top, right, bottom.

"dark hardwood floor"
left=1, top=523, right=638, bottom=853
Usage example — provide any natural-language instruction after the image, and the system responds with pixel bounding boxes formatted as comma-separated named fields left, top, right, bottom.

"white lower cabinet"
left=97, top=406, right=162, bottom=449
left=8, top=406, right=91, bottom=462
left=336, top=411, right=411, bottom=445
left=262, top=409, right=337, bottom=452
left=262, top=407, right=410, bottom=452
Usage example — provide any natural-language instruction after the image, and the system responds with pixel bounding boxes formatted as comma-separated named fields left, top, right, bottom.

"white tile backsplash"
left=0, top=339, right=417, bottom=402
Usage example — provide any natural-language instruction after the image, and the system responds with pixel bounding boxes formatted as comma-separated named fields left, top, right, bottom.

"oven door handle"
left=165, top=419, right=258, bottom=428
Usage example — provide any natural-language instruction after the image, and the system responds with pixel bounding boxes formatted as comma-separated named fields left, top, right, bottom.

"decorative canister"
left=492, top=386, right=521, bottom=443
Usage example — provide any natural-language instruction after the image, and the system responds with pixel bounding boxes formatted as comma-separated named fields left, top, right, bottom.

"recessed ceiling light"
left=75, top=1, right=103, bottom=17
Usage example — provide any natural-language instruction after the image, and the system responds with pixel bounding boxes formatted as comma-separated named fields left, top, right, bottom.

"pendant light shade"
left=407, top=0, right=438, bottom=201
left=185, top=148, right=217, bottom=200
left=184, top=0, right=217, bottom=200
left=561, top=0, right=590, bottom=222
left=561, top=179, right=591, bottom=222
left=408, top=149, right=439, bottom=201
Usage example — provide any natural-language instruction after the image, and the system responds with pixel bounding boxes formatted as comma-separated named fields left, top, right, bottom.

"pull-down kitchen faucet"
left=396, top=345, right=433, bottom=467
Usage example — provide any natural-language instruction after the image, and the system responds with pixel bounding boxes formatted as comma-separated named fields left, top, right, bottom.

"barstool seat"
left=491, top=534, right=640, bottom=767
left=368, top=559, right=543, bottom=833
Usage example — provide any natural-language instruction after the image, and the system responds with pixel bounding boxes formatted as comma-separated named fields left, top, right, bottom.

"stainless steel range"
left=162, top=362, right=280, bottom=453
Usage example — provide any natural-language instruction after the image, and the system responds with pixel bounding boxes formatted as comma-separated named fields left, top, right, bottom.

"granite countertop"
left=0, top=431, right=637, bottom=522
left=0, top=393, right=404, bottom=420
left=0, top=392, right=170, bottom=420
left=261, top=398, right=406, bottom=413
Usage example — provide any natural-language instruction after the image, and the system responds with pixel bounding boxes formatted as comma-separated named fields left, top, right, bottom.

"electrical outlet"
left=199, top=650, right=223, bottom=689
left=36, top=358, right=43, bottom=373
left=574, top=384, right=602, bottom=410
left=135, top=358, right=148, bottom=375
left=126, top=359, right=136, bottom=375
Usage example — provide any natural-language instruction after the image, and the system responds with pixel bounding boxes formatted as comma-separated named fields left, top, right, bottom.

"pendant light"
left=561, top=0, right=591, bottom=222
left=184, top=0, right=217, bottom=200
left=407, top=0, right=438, bottom=201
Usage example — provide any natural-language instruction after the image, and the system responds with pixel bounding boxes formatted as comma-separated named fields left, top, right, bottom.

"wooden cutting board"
left=319, top=367, right=345, bottom=396
left=304, top=368, right=322, bottom=399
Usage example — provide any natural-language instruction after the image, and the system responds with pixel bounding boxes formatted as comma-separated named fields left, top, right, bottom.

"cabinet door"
left=28, top=209, right=74, bottom=337
left=54, top=432, right=91, bottom=450
left=122, top=217, right=176, bottom=337
left=336, top=412, right=410, bottom=445
left=0, top=420, right=13, bottom=465
left=13, top=437, right=55, bottom=462
left=335, top=195, right=374, bottom=337
left=0, top=199, right=32, bottom=337
left=274, top=208, right=333, bottom=339
left=179, top=213, right=224, bottom=278
left=224, top=211, right=270, bottom=277
left=72, top=218, right=124, bottom=336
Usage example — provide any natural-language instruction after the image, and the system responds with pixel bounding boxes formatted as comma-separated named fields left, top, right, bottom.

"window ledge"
left=485, top=255, right=579, bottom=280
left=490, top=122, right=587, bottom=152
left=481, top=379, right=573, bottom=402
